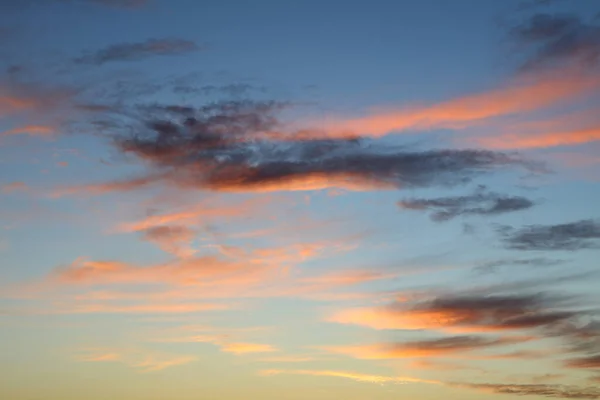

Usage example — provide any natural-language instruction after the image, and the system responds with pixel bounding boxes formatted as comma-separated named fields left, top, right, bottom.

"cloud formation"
left=74, top=38, right=200, bottom=65
left=398, top=186, right=535, bottom=222
left=499, top=219, right=600, bottom=251
left=512, top=13, right=600, bottom=71
left=77, top=347, right=196, bottom=372
left=455, top=382, right=600, bottom=399
left=57, top=99, right=535, bottom=195
left=259, top=369, right=440, bottom=385
left=311, top=68, right=599, bottom=138
left=329, top=292, right=577, bottom=333
left=322, top=335, right=529, bottom=359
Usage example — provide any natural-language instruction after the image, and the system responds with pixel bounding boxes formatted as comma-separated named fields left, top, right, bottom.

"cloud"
left=140, top=225, right=196, bottom=257
left=220, top=343, right=277, bottom=354
left=47, top=97, right=537, bottom=195
left=77, top=347, right=196, bottom=372
left=1, top=181, right=27, bottom=193
left=328, top=292, right=577, bottom=333
left=261, top=369, right=599, bottom=398
left=74, top=38, right=200, bottom=65
left=259, top=369, right=441, bottom=385
left=153, top=329, right=276, bottom=355
left=511, top=13, right=600, bottom=71
left=310, top=68, right=599, bottom=138
left=322, top=335, right=529, bottom=359
left=398, top=186, right=535, bottom=222
left=82, top=0, right=149, bottom=7
left=258, top=356, right=317, bottom=363
left=474, top=258, right=565, bottom=274
left=454, top=382, right=600, bottom=399
left=55, top=302, right=229, bottom=315
left=1, top=124, right=55, bottom=136
left=564, top=354, right=600, bottom=369
left=499, top=219, right=600, bottom=251
left=476, top=125, right=600, bottom=150
left=114, top=195, right=270, bottom=232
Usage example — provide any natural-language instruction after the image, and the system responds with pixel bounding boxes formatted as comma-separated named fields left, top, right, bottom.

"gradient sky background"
left=1, top=0, right=600, bottom=399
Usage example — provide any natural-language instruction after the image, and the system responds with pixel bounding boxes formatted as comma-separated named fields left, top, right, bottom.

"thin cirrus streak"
left=1, top=124, right=55, bottom=136
left=474, top=126, right=600, bottom=150
left=76, top=347, right=196, bottom=372
left=319, top=335, right=532, bottom=360
left=258, top=369, right=443, bottom=385
left=309, top=67, right=600, bottom=138
left=152, top=333, right=277, bottom=355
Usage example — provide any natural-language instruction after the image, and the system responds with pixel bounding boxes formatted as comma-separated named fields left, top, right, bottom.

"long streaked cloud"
left=321, top=335, right=530, bottom=360
left=74, top=38, right=200, bottom=65
left=260, top=369, right=600, bottom=398
left=259, top=369, right=441, bottom=385
left=398, top=186, right=535, bottom=222
left=155, top=333, right=277, bottom=355
left=328, top=292, right=577, bottom=333
left=499, top=219, right=600, bottom=251
left=454, top=382, right=600, bottom=399
left=474, top=257, right=565, bottom=274
left=76, top=347, right=196, bottom=372
left=310, top=68, right=600, bottom=138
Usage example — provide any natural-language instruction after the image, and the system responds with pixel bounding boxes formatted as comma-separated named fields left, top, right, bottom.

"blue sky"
left=1, top=1, right=600, bottom=399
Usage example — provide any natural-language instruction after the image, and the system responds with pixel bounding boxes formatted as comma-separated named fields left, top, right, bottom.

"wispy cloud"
left=259, top=369, right=441, bottom=385
left=76, top=347, right=196, bottom=372
left=511, top=13, right=600, bottom=71
left=398, top=186, right=535, bottom=222
left=1, top=181, right=28, bottom=194
left=453, top=382, right=600, bottom=399
left=329, top=292, right=578, bottom=333
left=311, top=68, right=599, bottom=138
left=321, top=335, right=530, bottom=360
left=74, top=38, right=200, bottom=65
left=498, top=219, right=600, bottom=251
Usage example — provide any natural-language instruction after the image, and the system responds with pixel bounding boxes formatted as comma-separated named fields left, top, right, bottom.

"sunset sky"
left=1, top=0, right=600, bottom=399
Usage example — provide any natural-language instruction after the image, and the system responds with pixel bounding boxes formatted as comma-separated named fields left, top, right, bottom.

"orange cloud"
left=321, top=336, right=529, bottom=360
left=56, top=302, right=229, bottom=315
left=221, top=343, right=277, bottom=354
left=114, top=195, right=270, bottom=232
left=476, top=126, right=600, bottom=150
left=259, top=369, right=442, bottom=385
left=141, top=225, right=197, bottom=258
left=77, top=347, right=196, bottom=372
left=204, top=172, right=399, bottom=193
left=1, top=124, right=55, bottom=136
left=312, top=68, right=600, bottom=138
left=328, top=294, right=574, bottom=334
left=258, top=356, right=317, bottom=363
left=152, top=329, right=276, bottom=356
left=1, top=181, right=27, bottom=194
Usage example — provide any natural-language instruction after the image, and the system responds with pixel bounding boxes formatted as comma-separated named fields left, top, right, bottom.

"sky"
left=1, top=0, right=600, bottom=399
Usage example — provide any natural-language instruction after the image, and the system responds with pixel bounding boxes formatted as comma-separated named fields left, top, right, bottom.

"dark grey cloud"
left=499, top=219, right=600, bottom=251
left=74, top=38, right=200, bottom=65
left=512, top=13, right=600, bottom=70
left=398, top=186, right=535, bottom=222
left=454, top=382, right=600, bottom=399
